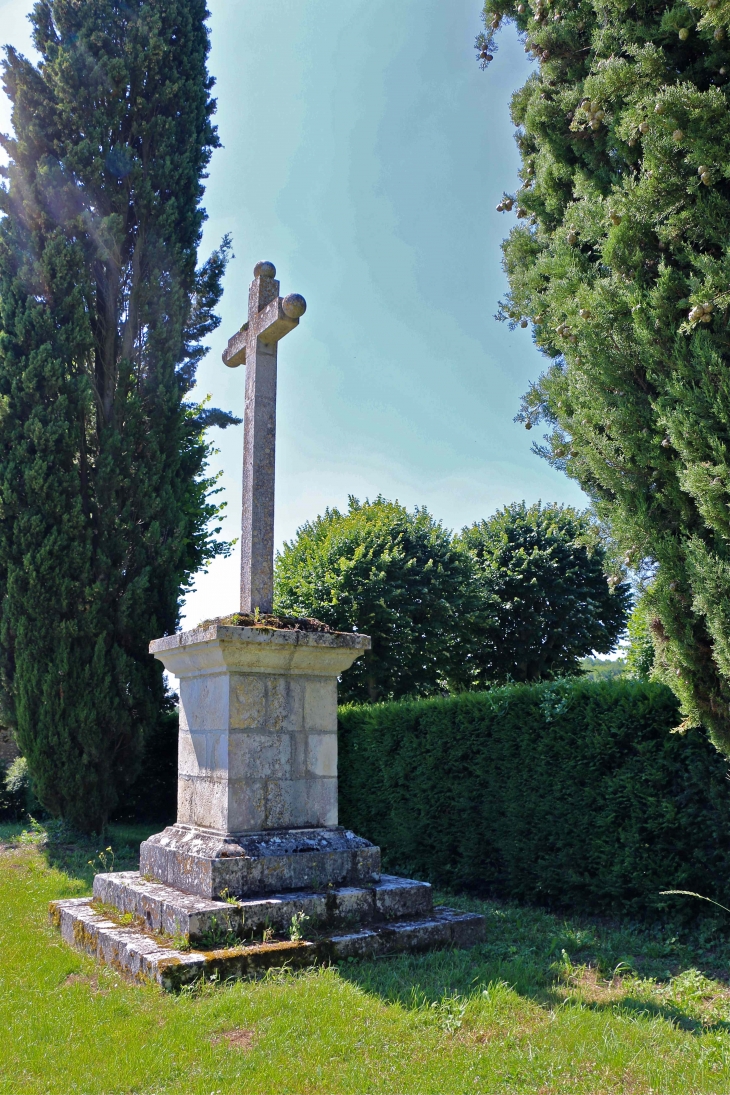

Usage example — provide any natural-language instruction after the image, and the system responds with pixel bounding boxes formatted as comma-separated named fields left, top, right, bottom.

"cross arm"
left=255, top=296, right=302, bottom=346
left=222, top=290, right=307, bottom=369
left=222, top=324, right=248, bottom=368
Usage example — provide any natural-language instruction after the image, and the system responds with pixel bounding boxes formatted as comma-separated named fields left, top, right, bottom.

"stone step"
left=92, top=871, right=433, bottom=943
left=50, top=897, right=485, bottom=991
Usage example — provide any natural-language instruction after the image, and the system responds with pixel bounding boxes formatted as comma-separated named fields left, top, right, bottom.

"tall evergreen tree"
left=0, top=0, right=237, bottom=830
left=479, top=0, right=730, bottom=752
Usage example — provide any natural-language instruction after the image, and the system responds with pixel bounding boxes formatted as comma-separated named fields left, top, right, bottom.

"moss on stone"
left=198, top=613, right=332, bottom=632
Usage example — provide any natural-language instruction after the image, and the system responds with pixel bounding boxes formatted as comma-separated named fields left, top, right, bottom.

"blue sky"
left=0, top=0, right=587, bottom=626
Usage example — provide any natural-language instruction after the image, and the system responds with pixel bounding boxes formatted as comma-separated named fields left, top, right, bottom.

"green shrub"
left=0, top=756, right=37, bottom=820
left=0, top=0, right=235, bottom=833
left=479, top=0, right=730, bottom=750
left=339, top=678, right=730, bottom=919
left=111, top=708, right=178, bottom=825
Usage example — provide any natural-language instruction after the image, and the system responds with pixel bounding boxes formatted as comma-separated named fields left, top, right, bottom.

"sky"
left=0, top=0, right=587, bottom=627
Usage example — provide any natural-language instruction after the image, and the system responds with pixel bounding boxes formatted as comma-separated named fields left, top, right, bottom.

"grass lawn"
left=2, top=822, right=730, bottom=1093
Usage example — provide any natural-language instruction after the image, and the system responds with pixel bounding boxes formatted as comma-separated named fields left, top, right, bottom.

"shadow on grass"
left=6, top=817, right=730, bottom=1037
left=579, top=994, right=730, bottom=1035
left=336, top=890, right=730, bottom=1037
left=0, top=819, right=160, bottom=890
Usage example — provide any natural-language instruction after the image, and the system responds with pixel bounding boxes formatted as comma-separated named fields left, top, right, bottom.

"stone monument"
left=50, top=262, right=484, bottom=989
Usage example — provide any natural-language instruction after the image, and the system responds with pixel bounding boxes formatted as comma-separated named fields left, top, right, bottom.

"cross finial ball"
left=254, top=260, right=276, bottom=278
left=282, top=293, right=306, bottom=319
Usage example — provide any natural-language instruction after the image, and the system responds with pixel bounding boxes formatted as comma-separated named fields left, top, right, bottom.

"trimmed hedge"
left=338, top=679, right=730, bottom=918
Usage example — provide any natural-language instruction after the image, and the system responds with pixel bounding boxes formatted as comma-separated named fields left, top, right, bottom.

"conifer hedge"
left=339, top=679, right=730, bottom=918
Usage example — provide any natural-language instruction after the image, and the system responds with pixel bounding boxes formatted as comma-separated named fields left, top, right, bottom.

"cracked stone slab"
left=50, top=897, right=485, bottom=991
left=93, top=871, right=433, bottom=942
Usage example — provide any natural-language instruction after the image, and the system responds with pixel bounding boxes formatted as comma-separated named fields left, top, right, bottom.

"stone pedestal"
left=153, top=623, right=367, bottom=836
left=51, top=623, right=484, bottom=988
left=139, top=623, right=379, bottom=899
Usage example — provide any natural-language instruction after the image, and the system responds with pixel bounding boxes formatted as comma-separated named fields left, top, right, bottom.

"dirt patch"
left=536, top=1065, right=648, bottom=1095
left=198, top=613, right=333, bottom=632
left=556, top=964, right=629, bottom=1005
left=62, top=972, right=108, bottom=994
left=211, top=1028, right=256, bottom=1051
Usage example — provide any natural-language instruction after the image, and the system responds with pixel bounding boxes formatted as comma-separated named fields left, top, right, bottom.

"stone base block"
left=50, top=897, right=485, bottom=992
left=140, top=824, right=380, bottom=899
left=93, top=871, right=433, bottom=943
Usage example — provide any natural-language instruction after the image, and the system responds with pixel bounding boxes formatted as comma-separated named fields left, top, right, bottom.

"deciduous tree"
left=457, top=502, right=630, bottom=684
left=274, top=496, right=475, bottom=703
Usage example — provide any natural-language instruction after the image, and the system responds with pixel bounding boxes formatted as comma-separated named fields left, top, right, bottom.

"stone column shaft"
left=241, top=337, right=277, bottom=615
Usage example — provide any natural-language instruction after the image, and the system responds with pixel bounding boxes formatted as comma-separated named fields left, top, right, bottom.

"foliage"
left=478, top=0, right=730, bottom=752
left=456, top=501, right=631, bottom=685
left=111, top=709, right=178, bottom=825
left=626, top=590, right=658, bottom=678
left=274, top=496, right=475, bottom=702
left=3, top=831, right=730, bottom=1091
left=0, top=755, right=35, bottom=819
left=580, top=655, right=627, bottom=678
left=339, top=677, right=730, bottom=918
left=289, top=911, right=311, bottom=942
left=0, top=1, right=238, bottom=830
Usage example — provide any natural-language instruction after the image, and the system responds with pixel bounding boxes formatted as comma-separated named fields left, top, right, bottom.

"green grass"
left=2, top=821, right=730, bottom=1093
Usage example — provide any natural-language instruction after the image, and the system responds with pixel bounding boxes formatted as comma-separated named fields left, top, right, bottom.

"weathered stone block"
left=50, top=895, right=486, bottom=991
left=264, top=776, right=337, bottom=829
left=151, top=625, right=369, bottom=837
left=92, top=871, right=435, bottom=943
left=266, top=676, right=305, bottom=734
left=306, top=733, right=337, bottom=778
left=205, top=731, right=229, bottom=772
left=304, top=679, right=337, bottom=732
left=228, top=731, right=291, bottom=780
left=179, top=673, right=229, bottom=733
left=374, top=875, right=433, bottom=920
left=177, top=773, right=231, bottom=833
left=178, top=730, right=201, bottom=777
left=229, top=673, right=266, bottom=730
left=93, top=872, right=243, bottom=941
left=139, top=825, right=381, bottom=899
left=225, top=778, right=268, bottom=833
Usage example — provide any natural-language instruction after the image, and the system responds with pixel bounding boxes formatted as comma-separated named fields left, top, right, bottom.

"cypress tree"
left=0, top=0, right=237, bottom=830
left=479, top=0, right=730, bottom=751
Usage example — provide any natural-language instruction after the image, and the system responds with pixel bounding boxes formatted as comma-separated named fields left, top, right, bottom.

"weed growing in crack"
left=199, top=916, right=240, bottom=950
left=289, top=911, right=310, bottom=942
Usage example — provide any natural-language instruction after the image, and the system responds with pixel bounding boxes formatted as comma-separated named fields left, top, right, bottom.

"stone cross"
left=222, top=261, right=306, bottom=614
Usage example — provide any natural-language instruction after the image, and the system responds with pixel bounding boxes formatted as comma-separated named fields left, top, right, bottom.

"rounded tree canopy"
left=274, top=496, right=475, bottom=703
left=456, top=502, right=631, bottom=685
